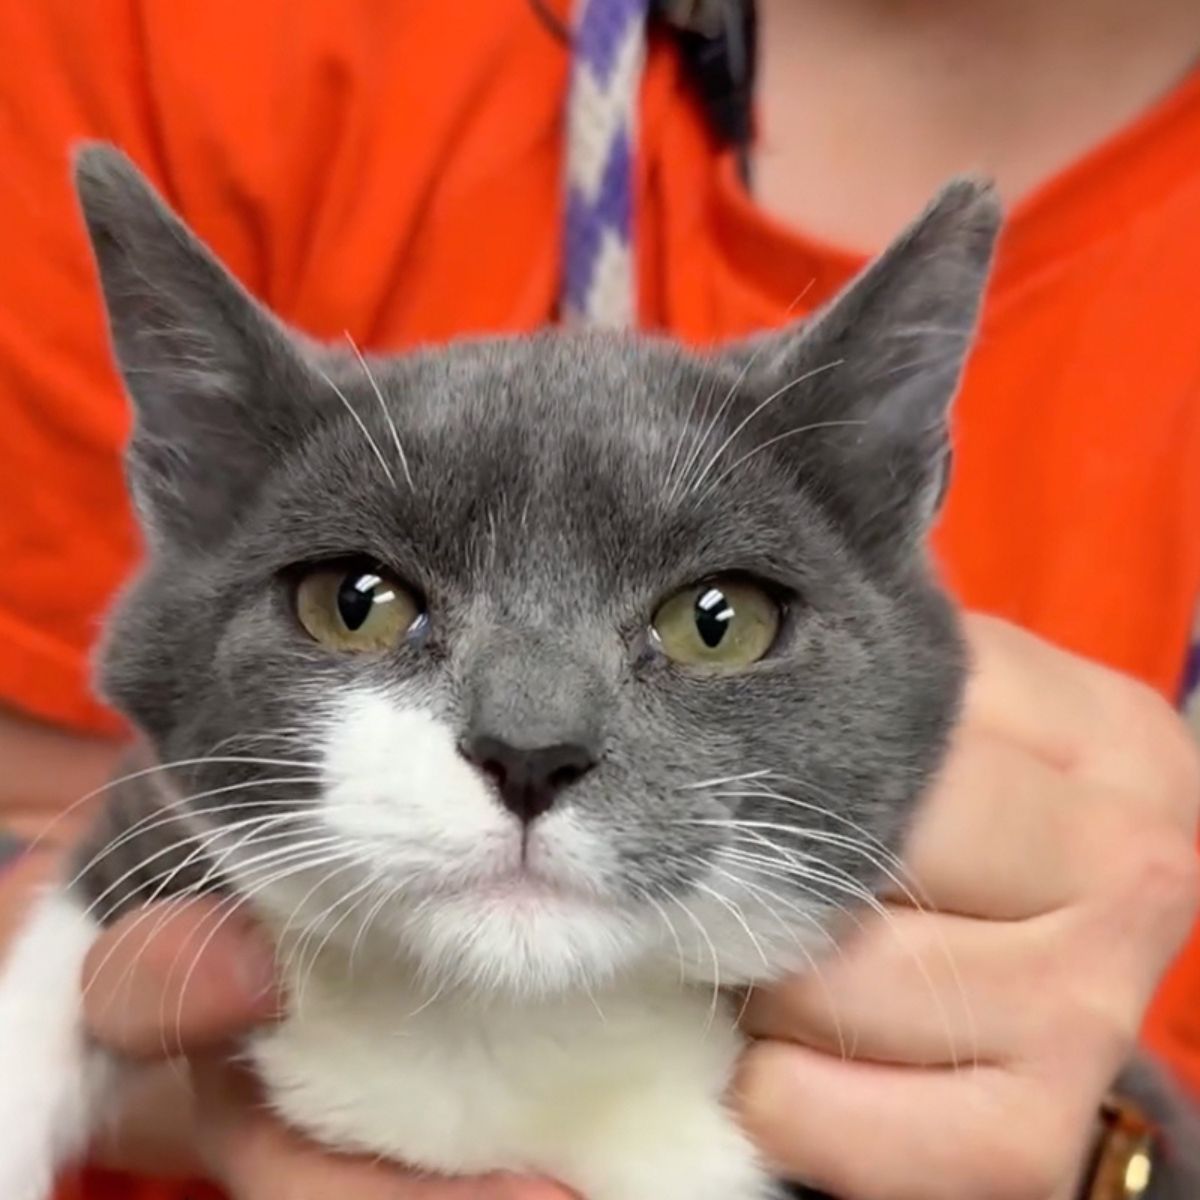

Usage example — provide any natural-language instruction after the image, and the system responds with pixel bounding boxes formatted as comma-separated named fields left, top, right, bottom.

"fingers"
left=897, top=729, right=1085, bottom=918
left=82, top=896, right=280, bottom=1057
left=193, top=1061, right=574, bottom=1200
left=896, top=727, right=1181, bottom=921
left=962, top=614, right=1199, bottom=821
left=741, top=907, right=1051, bottom=1066
left=896, top=633, right=1198, bottom=922
left=735, top=1039, right=1099, bottom=1200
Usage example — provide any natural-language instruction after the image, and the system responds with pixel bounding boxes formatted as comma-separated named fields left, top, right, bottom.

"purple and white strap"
left=563, top=0, right=651, bottom=327
left=1183, top=615, right=1199, bottom=735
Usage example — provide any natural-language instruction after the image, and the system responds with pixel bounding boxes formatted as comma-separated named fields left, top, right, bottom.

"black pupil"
left=337, top=572, right=379, bottom=631
left=694, top=587, right=734, bottom=649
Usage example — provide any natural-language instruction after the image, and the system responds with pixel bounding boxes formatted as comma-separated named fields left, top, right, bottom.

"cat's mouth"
left=439, top=854, right=604, bottom=908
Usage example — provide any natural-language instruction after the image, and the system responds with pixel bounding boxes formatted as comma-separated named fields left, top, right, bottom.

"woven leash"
left=563, top=0, right=651, bottom=327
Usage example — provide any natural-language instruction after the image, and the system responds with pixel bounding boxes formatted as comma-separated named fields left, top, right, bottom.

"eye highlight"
left=651, top=578, right=781, bottom=669
left=294, top=563, right=423, bottom=652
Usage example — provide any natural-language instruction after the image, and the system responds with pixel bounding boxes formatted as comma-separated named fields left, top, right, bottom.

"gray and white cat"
left=0, top=146, right=992, bottom=1200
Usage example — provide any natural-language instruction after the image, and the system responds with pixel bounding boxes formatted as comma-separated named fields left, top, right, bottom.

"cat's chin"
left=399, top=889, right=650, bottom=996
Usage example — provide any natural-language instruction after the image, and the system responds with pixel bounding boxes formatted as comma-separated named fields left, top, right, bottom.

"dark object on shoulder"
left=653, top=0, right=757, bottom=182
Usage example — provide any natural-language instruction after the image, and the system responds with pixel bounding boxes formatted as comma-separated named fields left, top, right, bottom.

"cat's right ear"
left=73, top=143, right=317, bottom=552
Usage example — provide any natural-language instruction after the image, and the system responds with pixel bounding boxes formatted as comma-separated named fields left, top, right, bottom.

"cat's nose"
left=459, top=735, right=597, bottom=823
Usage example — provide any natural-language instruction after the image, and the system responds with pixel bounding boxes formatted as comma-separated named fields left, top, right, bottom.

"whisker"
left=87, top=827, right=340, bottom=999
left=25, top=754, right=322, bottom=856
left=343, top=331, right=414, bottom=490
left=164, top=845, right=360, bottom=1051
left=693, top=416, right=865, bottom=504
left=671, top=898, right=723, bottom=1030
left=676, top=768, right=772, bottom=793
left=628, top=881, right=688, bottom=985
left=69, top=777, right=322, bottom=889
left=79, top=811, right=310, bottom=926
left=684, top=358, right=846, bottom=499
left=669, top=324, right=799, bottom=504
left=663, top=368, right=717, bottom=502
left=701, top=857, right=847, bottom=1054
left=312, top=360, right=397, bottom=488
left=692, top=798, right=931, bottom=912
left=292, top=871, right=382, bottom=1014
left=691, top=878, right=770, bottom=970
left=712, top=840, right=973, bottom=1070
left=666, top=368, right=730, bottom=505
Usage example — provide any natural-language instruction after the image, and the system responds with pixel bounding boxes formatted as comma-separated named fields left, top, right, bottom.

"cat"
left=0, top=144, right=992, bottom=1200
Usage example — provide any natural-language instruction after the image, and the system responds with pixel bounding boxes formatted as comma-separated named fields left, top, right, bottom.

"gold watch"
left=1085, top=1095, right=1159, bottom=1199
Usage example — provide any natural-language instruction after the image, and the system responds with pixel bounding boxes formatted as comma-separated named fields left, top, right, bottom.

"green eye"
left=295, top=564, right=422, bottom=652
left=651, top=578, right=780, bottom=669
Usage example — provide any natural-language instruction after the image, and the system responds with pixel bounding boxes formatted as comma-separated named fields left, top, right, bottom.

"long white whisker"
left=690, top=878, right=769, bottom=970
left=165, top=845, right=360, bottom=1051
left=629, top=882, right=688, bottom=985
left=344, top=331, right=414, bottom=490
left=669, top=333, right=785, bottom=504
left=703, top=858, right=849, bottom=1055
left=684, top=358, right=846, bottom=498
left=676, top=769, right=772, bottom=792
left=25, top=754, right=322, bottom=855
left=292, top=872, right=382, bottom=1014
left=80, top=812, right=308, bottom=926
left=313, top=361, right=397, bottom=488
left=694, top=416, right=866, bottom=504
left=714, top=840, right=973, bottom=1070
left=86, top=823, right=340, bottom=989
left=718, top=777, right=925, bottom=893
left=68, top=776, right=322, bottom=889
left=672, top=898, right=723, bottom=1030
left=663, top=370, right=716, bottom=501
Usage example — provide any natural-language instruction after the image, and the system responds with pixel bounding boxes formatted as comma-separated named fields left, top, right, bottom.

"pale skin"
left=4, top=0, right=1200, bottom=1196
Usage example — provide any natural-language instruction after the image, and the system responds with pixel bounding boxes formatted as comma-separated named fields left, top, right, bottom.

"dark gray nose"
left=460, top=735, right=596, bottom=823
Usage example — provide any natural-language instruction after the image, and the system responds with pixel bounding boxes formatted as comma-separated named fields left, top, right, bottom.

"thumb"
left=193, top=1060, right=575, bottom=1200
left=82, top=896, right=280, bottom=1058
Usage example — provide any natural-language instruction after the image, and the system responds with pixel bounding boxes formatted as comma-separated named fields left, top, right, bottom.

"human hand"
left=736, top=614, right=1200, bottom=1200
left=82, top=896, right=570, bottom=1199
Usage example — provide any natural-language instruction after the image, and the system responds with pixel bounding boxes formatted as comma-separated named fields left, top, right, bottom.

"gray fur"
left=71, top=144, right=993, bottom=933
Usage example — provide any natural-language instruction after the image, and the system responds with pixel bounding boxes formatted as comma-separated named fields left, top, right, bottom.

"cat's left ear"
left=720, top=179, right=1001, bottom=561
left=74, top=143, right=320, bottom=552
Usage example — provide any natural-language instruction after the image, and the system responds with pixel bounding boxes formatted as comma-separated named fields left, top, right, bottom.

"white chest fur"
left=252, top=954, right=778, bottom=1200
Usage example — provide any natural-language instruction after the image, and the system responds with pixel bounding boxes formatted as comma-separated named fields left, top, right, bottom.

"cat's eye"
left=294, top=563, right=423, bottom=652
left=651, top=578, right=780, bottom=669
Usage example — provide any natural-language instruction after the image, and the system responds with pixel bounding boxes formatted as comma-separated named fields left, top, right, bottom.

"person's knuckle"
left=1107, top=821, right=1200, bottom=925
left=1107, top=679, right=1199, bottom=800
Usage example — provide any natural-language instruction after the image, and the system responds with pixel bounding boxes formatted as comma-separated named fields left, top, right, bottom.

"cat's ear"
left=74, top=143, right=319, bottom=551
left=721, top=179, right=1000, bottom=561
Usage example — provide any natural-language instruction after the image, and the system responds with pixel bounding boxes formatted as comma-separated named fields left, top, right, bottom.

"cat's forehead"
left=247, top=334, right=825, bottom=595
left=395, top=331, right=714, bottom=435
left=311, top=333, right=753, bottom=507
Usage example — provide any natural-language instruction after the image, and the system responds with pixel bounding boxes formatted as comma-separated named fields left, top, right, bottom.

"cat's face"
left=77, top=146, right=998, bottom=996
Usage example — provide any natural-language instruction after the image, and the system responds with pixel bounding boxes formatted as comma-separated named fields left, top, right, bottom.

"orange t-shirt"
left=2, top=3, right=1199, bottom=1199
